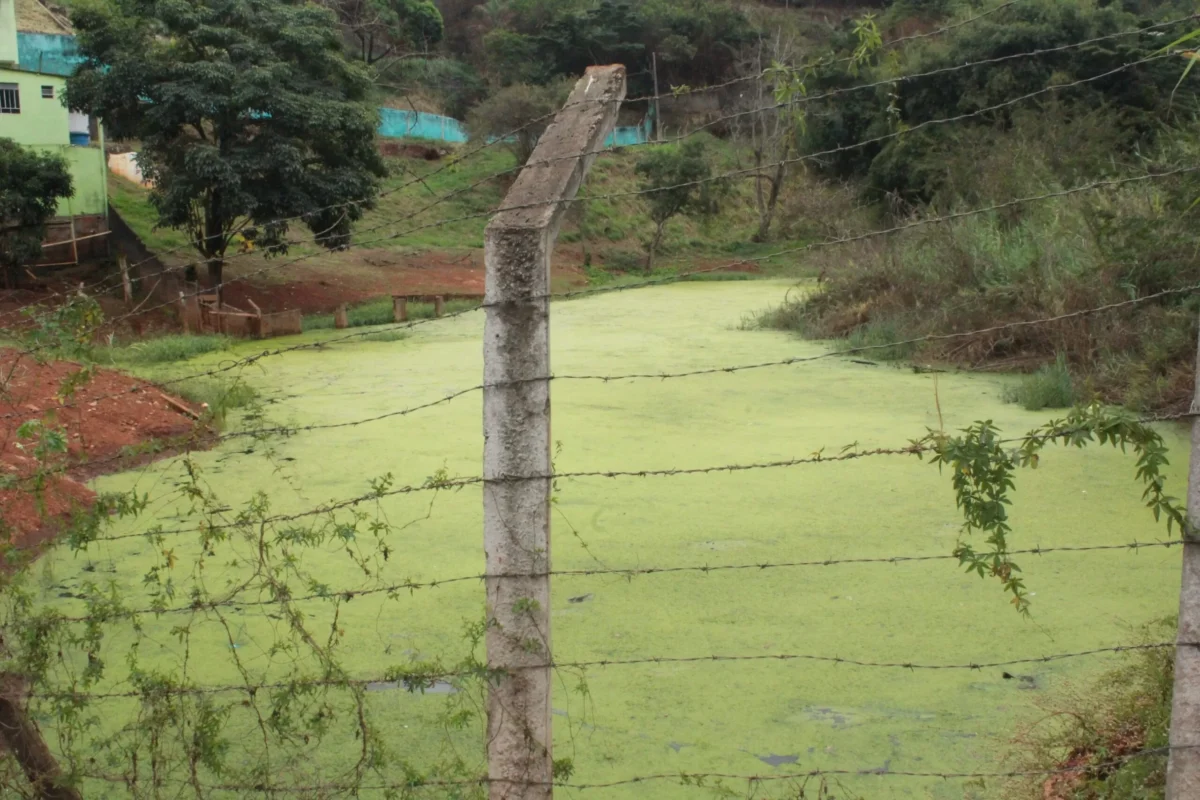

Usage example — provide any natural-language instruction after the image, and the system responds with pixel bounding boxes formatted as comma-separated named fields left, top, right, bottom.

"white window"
left=0, top=84, right=19, bottom=114
left=41, top=85, right=54, bottom=99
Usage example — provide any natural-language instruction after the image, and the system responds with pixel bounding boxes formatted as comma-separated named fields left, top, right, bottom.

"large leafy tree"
left=323, top=0, right=443, bottom=66
left=0, top=139, right=73, bottom=289
left=66, top=0, right=388, bottom=291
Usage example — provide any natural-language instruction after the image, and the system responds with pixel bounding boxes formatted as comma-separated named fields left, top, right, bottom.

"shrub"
left=1003, top=619, right=1174, bottom=799
left=466, top=81, right=571, bottom=165
left=1004, top=354, right=1076, bottom=411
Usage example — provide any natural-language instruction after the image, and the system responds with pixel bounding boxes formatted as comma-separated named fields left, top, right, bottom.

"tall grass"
left=172, top=378, right=259, bottom=424
left=1004, top=354, right=1077, bottom=411
left=751, top=113, right=1200, bottom=412
left=103, top=334, right=232, bottom=365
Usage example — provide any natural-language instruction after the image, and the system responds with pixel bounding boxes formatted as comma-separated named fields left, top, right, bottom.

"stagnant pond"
left=42, top=280, right=1189, bottom=798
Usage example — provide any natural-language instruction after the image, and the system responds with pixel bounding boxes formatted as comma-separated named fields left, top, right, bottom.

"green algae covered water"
left=43, top=280, right=1189, bottom=798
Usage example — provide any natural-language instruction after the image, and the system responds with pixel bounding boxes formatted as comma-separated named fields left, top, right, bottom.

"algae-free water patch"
left=39, top=282, right=1189, bottom=798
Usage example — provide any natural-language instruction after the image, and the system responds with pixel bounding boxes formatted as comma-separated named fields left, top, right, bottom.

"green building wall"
left=0, top=66, right=106, bottom=217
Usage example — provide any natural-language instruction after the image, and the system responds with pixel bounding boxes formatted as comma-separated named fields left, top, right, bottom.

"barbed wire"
left=56, top=538, right=1186, bottom=624
left=29, top=642, right=1192, bottom=701
left=8, top=30, right=1171, bottom=341
left=79, top=398, right=1198, bottom=541
left=127, top=234, right=1200, bottom=444
left=189, top=744, right=1190, bottom=793
left=9, top=154, right=1192, bottom=436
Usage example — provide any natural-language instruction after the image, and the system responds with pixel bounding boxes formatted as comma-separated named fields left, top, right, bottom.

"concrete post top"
left=486, top=64, right=627, bottom=235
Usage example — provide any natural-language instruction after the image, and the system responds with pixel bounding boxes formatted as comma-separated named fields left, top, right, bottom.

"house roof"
left=15, top=0, right=73, bottom=36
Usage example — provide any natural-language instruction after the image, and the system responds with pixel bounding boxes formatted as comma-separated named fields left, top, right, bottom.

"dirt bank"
left=0, top=349, right=206, bottom=548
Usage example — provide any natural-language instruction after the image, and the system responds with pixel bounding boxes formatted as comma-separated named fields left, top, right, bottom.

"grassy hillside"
left=109, top=133, right=818, bottom=287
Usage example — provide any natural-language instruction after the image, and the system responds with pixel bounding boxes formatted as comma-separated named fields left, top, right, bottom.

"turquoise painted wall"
left=15, top=32, right=653, bottom=150
left=16, top=32, right=83, bottom=77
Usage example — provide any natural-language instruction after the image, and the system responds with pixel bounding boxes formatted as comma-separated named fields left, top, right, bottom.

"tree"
left=634, top=139, right=724, bottom=271
left=322, top=0, right=443, bottom=66
left=66, top=0, right=388, bottom=294
left=465, top=81, right=569, bottom=165
left=730, top=34, right=807, bottom=242
left=0, top=139, right=73, bottom=290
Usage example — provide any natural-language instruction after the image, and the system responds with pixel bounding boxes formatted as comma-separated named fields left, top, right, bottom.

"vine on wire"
left=924, top=403, right=1187, bottom=614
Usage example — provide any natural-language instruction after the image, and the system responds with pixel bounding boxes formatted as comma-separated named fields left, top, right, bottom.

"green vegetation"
left=1005, top=620, right=1175, bottom=800
left=24, top=281, right=1190, bottom=799
left=1005, top=353, right=1077, bottom=411
left=170, top=377, right=259, bottom=421
left=634, top=140, right=727, bottom=270
left=466, top=81, right=572, bottom=164
left=0, top=139, right=73, bottom=288
left=68, top=0, right=387, bottom=287
left=105, top=174, right=190, bottom=254
left=302, top=296, right=479, bottom=330
left=101, top=334, right=233, bottom=366
left=749, top=1, right=1200, bottom=413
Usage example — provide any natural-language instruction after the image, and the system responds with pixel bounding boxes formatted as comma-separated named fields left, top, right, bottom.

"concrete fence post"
left=334, top=304, right=349, bottom=329
left=393, top=296, right=408, bottom=322
left=482, top=64, right=625, bottom=800
left=1168, top=314, right=1200, bottom=799
left=433, top=295, right=445, bottom=317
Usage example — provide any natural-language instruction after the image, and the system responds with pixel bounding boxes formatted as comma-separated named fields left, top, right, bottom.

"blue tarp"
left=376, top=106, right=654, bottom=149
left=17, top=32, right=654, bottom=150
left=377, top=107, right=470, bottom=143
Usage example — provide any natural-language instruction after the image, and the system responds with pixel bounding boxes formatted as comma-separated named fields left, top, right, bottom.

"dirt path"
left=0, top=350, right=206, bottom=547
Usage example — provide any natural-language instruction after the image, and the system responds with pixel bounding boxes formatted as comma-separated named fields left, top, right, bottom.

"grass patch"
left=171, top=378, right=259, bottom=423
left=106, top=174, right=191, bottom=255
left=1004, top=354, right=1077, bottom=411
left=841, top=320, right=917, bottom=362
left=303, top=298, right=479, bottom=331
left=101, top=335, right=232, bottom=366
left=358, top=330, right=410, bottom=343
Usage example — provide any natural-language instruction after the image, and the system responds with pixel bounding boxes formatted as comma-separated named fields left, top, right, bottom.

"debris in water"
left=365, top=680, right=458, bottom=695
left=757, top=754, right=799, bottom=767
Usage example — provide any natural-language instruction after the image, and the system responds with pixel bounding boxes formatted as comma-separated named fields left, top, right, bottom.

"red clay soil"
left=0, top=349, right=206, bottom=549
left=220, top=246, right=594, bottom=315
left=220, top=245, right=756, bottom=315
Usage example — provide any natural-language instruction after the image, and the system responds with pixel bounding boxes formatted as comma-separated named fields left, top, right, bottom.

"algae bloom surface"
left=44, top=280, right=1188, bottom=798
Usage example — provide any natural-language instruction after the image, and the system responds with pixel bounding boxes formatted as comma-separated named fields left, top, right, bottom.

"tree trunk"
left=0, top=673, right=82, bottom=800
left=207, top=258, right=224, bottom=307
left=754, top=148, right=789, bottom=243
left=645, top=221, right=666, bottom=272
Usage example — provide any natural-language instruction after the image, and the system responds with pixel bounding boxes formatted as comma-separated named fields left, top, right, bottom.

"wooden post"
left=334, top=304, right=349, bottom=329
left=482, top=65, right=625, bottom=800
left=68, top=217, right=78, bottom=266
left=179, top=292, right=192, bottom=333
left=433, top=295, right=445, bottom=317
left=119, top=254, right=133, bottom=306
left=393, top=296, right=408, bottom=322
left=651, top=51, right=662, bottom=143
left=1168, top=316, right=1200, bottom=799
